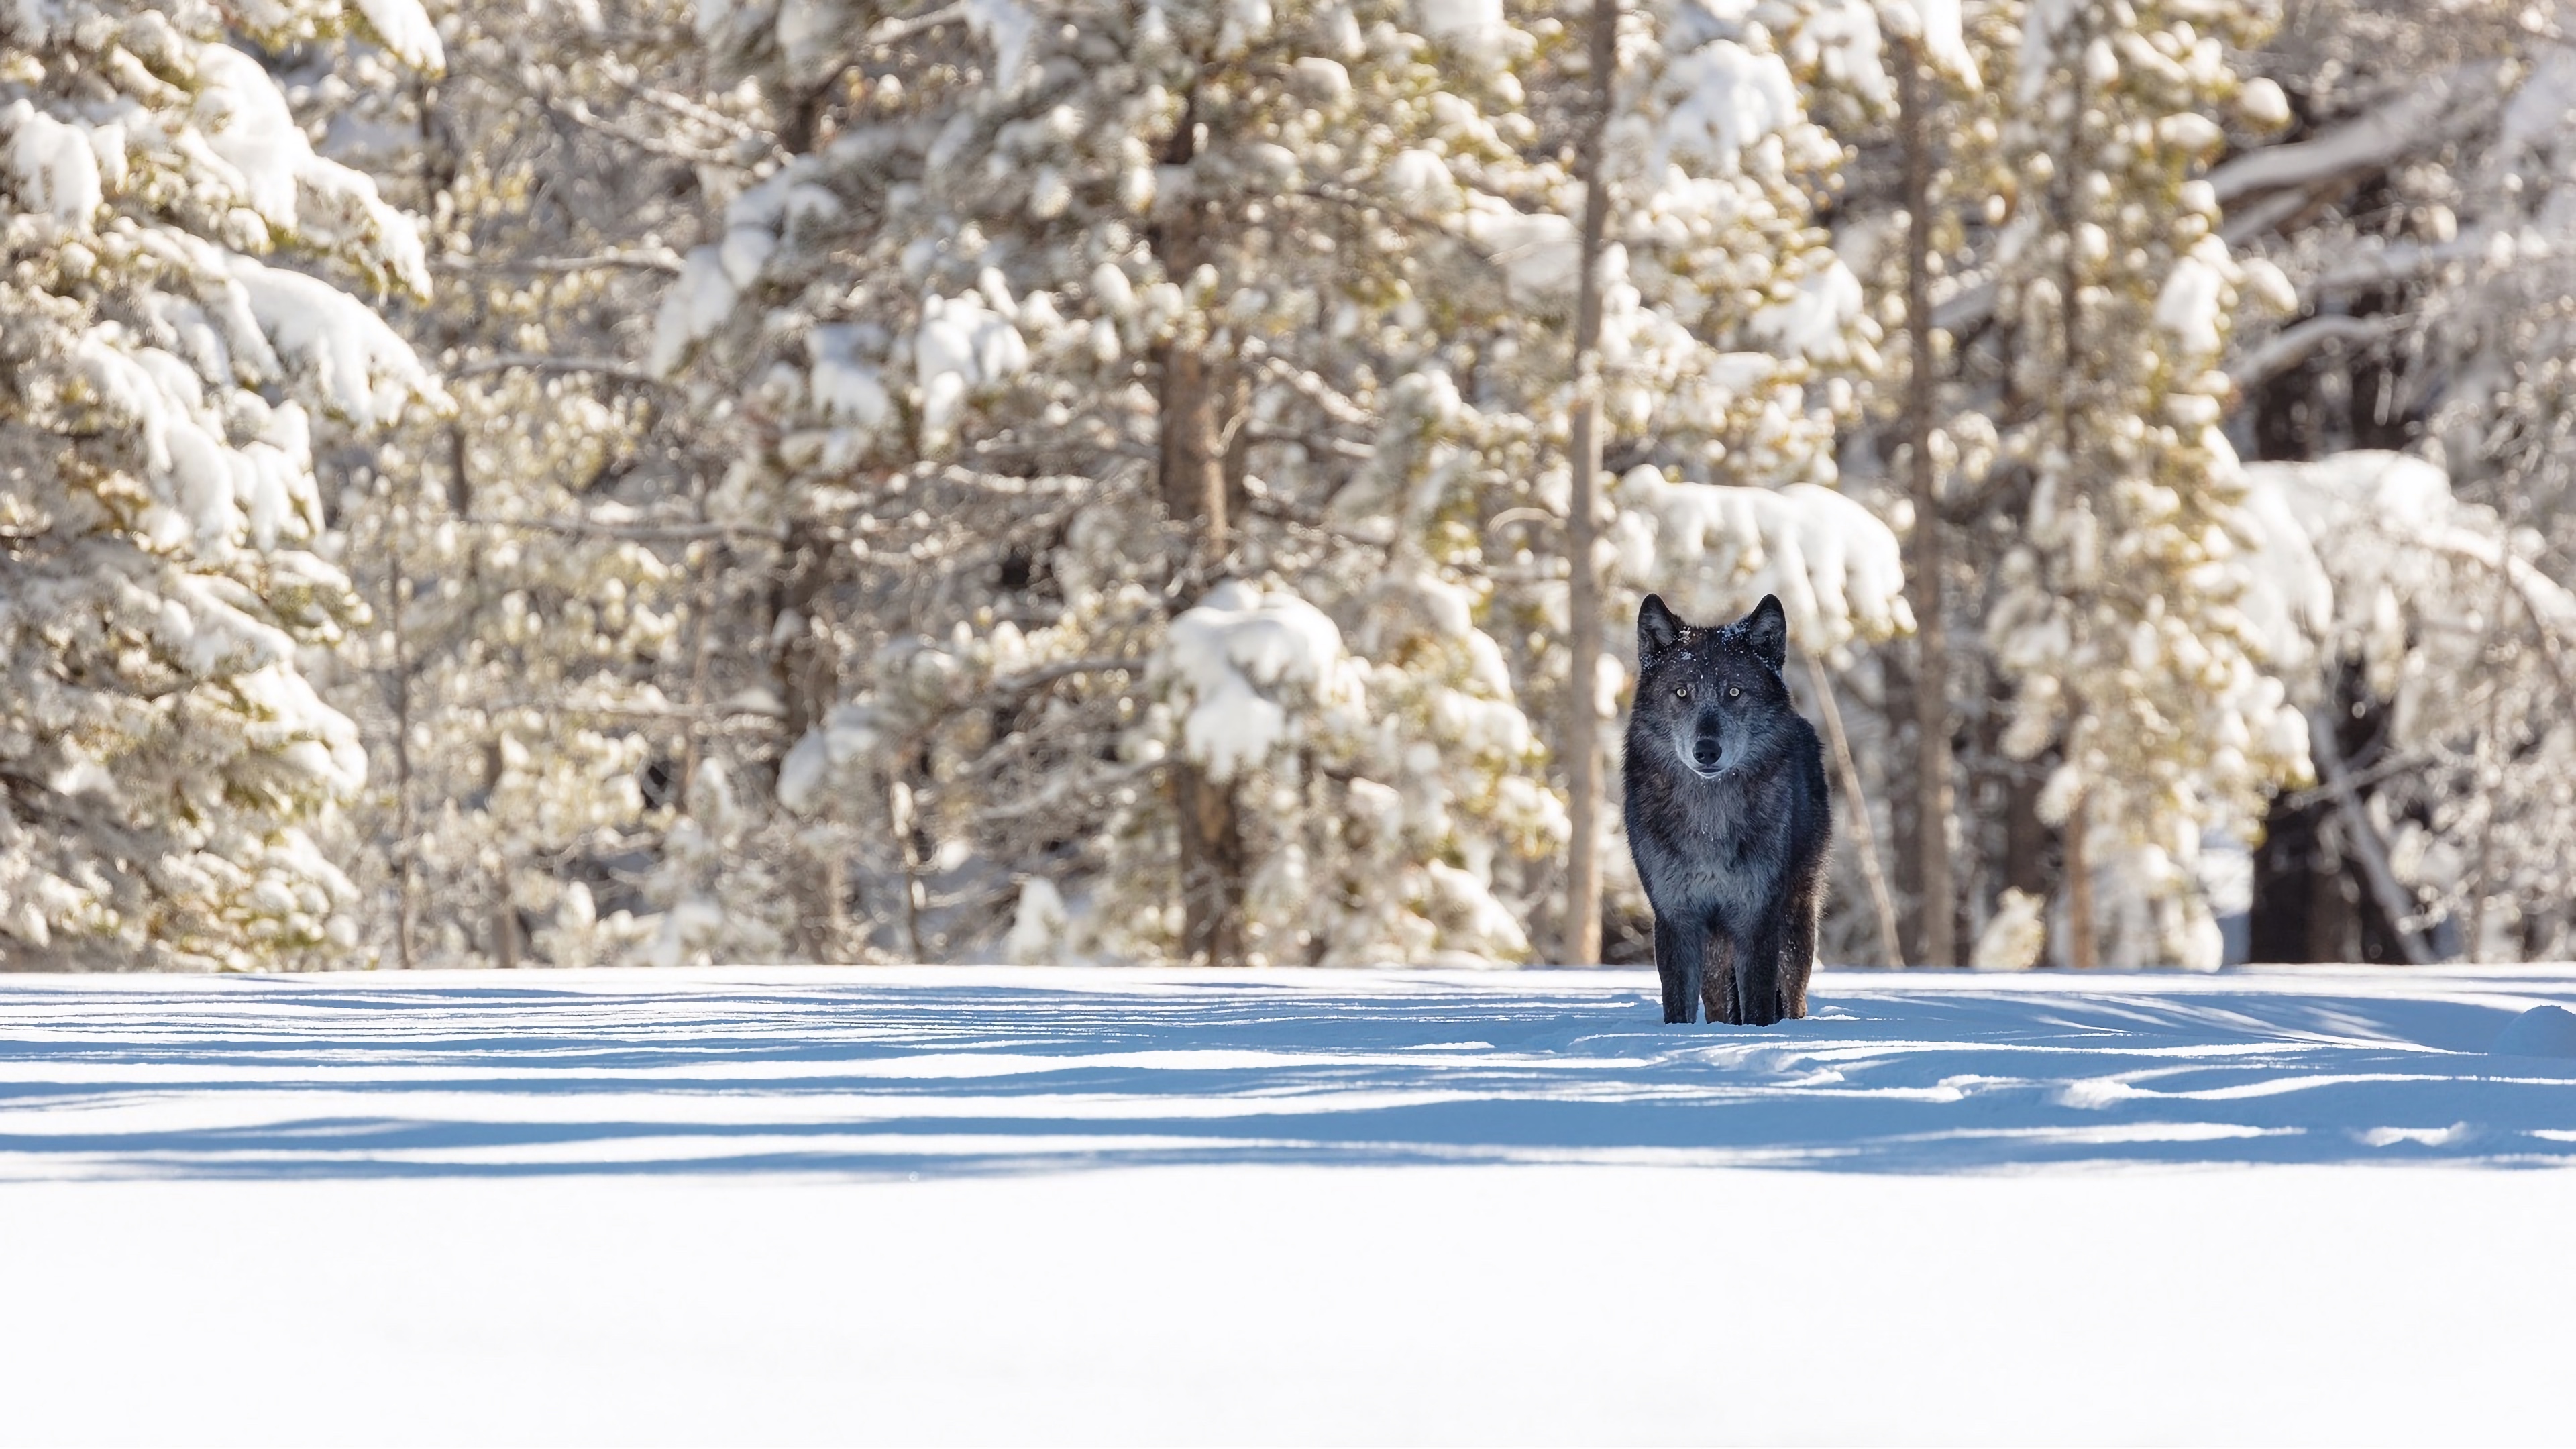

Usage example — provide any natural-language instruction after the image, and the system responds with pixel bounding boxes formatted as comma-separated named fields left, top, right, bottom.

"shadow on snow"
left=1, top=970, right=2572, bottom=1180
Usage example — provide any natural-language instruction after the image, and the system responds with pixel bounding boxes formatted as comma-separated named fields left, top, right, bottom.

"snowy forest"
left=7, top=0, right=2576, bottom=972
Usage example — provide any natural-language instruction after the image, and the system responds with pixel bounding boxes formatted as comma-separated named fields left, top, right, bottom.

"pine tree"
left=311, top=0, right=743, bottom=969
left=1986, top=0, right=2308, bottom=967
left=0, top=0, right=443, bottom=967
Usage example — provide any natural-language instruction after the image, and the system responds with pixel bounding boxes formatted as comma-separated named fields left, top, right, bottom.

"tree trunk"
left=772, top=519, right=837, bottom=747
left=2063, top=790, right=2096, bottom=969
left=1559, top=0, right=1618, bottom=967
left=1222, top=361, right=1254, bottom=532
left=771, top=518, right=845, bottom=959
left=494, top=871, right=519, bottom=969
left=1896, top=38, right=1957, bottom=969
left=1153, top=83, right=1245, bottom=964
left=385, top=493, right=418, bottom=971
left=1803, top=652, right=1901, bottom=967
left=1883, top=654, right=1923, bottom=961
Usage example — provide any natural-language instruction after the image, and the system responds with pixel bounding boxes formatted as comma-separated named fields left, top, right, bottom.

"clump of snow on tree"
left=1158, top=583, right=1368, bottom=785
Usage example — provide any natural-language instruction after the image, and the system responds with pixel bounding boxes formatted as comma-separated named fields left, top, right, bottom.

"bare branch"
left=991, top=658, right=1149, bottom=694
left=434, top=250, right=685, bottom=276
left=2229, top=313, right=2405, bottom=388
left=470, top=514, right=783, bottom=543
left=2308, top=704, right=2444, bottom=963
left=867, top=1, right=969, bottom=44
left=1251, top=354, right=1375, bottom=428
left=449, top=354, right=669, bottom=388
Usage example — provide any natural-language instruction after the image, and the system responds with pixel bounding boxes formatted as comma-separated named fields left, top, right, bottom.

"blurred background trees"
left=9, top=0, right=2576, bottom=969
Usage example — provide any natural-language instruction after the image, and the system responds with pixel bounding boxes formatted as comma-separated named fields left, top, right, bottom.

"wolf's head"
left=1631, top=593, right=1797, bottom=782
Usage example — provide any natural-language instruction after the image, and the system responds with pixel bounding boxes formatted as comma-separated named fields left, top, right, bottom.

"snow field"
left=3, top=966, right=2573, bottom=1445
left=7, top=1165, right=2575, bottom=1446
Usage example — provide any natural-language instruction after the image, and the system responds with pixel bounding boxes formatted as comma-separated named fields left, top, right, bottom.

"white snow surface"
left=4, top=965, right=2573, bottom=1446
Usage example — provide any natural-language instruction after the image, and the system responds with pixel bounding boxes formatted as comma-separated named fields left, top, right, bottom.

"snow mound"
left=2491, top=1004, right=2576, bottom=1058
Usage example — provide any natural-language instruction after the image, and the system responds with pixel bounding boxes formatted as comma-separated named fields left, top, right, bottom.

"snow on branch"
left=2240, top=450, right=2576, bottom=698
left=2228, top=313, right=2404, bottom=388
left=1611, top=468, right=1914, bottom=656
left=2210, top=68, right=2486, bottom=205
left=1158, top=582, right=1368, bottom=784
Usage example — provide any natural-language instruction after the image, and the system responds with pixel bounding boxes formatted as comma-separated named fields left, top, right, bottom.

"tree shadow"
left=2, top=969, right=2572, bottom=1180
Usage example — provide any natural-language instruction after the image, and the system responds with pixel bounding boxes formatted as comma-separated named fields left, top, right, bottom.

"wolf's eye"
left=1727, top=686, right=1741, bottom=698
left=1672, top=685, right=1690, bottom=701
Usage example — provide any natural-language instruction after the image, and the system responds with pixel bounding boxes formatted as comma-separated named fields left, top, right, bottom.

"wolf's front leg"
left=1734, top=916, right=1786, bottom=1028
left=1778, top=879, right=1822, bottom=1019
left=1652, top=915, right=1688, bottom=1023
left=1699, top=931, right=1739, bottom=1025
left=1653, top=914, right=1705, bottom=1024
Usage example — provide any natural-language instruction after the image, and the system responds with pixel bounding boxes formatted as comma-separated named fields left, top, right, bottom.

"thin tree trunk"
left=2466, top=689, right=2502, bottom=964
left=1221, top=361, right=1254, bottom=531
left=1559, top=0, right=1618, bottom=967
left=888, top=773, right=924, bottom=961
left=678, top=547, right=717, bottom=795
left=1172, top=759, right=1246, bottom=966
left=1159, top=343, right=1229, bottom=558
left=2054, top=23, right=2095, bottom=973
left=772, top=518, right=840, bottom=960
left=2465, top=571, right=2513, bottom=962
left=1153, top=83, right=1245, bottom=965
left=482, top=739, right=519, bottom=968
left=387, top=500, right=417, bottom=971
left=1896, top=38, right=1956, bottom=969
left=2064, top=788, right=2096, bottom=969
left=494, top=870, right=519, bottom=969
left=1883, top=654, right=1923, bottom=959
left=1804, top=651, right=1902, bottom=968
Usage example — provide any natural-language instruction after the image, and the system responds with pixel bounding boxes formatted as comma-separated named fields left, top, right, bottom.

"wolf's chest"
left=1628, top=780, right=1794, bottom=917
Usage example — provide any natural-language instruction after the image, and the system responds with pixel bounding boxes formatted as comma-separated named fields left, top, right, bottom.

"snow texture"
left=1410, top=0, right=1507, bottom=64
left=1877, top=0, right=1976, bottom=83
left=1656, top=42, right=1800, bottom=176
left=2153, top=237, right=2233, bottom=360
left=353, top=0, right=445, bottom=70
left=5, top=965, right=2571, bottom=1177
left=962, top=0, right=1037, bottom=93
left=1, top=100, right=102, bottom=224
left=1460, top=197, right=1582, bottom=304
left=914, top=288, right=1028, bottom=443
left=1, top=968, right=2573, bottom=1443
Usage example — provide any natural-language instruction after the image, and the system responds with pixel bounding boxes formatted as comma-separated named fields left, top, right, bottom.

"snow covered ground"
left=4, top=965, right=2574, bottom=1444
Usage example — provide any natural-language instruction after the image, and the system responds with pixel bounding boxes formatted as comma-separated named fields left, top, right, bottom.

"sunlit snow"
left=3, top=966, right=2572, bottom=1445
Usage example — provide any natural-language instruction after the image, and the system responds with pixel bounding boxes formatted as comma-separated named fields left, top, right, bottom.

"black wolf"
left=1623, top=594, right=1831, bottom=1026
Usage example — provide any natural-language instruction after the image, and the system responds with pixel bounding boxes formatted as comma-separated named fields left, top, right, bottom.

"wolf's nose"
left=1693, top=741, right=1723, bottom=769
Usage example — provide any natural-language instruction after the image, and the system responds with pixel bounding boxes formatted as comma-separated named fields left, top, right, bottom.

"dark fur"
left=1623, top=594, right=1831, bottom=1026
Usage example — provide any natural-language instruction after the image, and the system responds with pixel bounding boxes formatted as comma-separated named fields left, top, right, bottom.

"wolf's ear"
left=1638, top=594, right=1681, bottom=667
left=1739, top=594, right=1788, bottom=673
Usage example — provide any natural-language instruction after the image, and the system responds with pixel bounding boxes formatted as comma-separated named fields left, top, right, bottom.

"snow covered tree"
left=302, top=0, right=749, bottom=969
left=2232, top=450, right=2576, bottom=962
left=655, top=0, right=1586, bottom=965
left=2198, top=0, right=2576, bottom=962
left=0, top=0, right=442, bottom=967
left=643, top=0, right=1927, bottom=967
left=1980, top=0, right=2309, bottom=967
